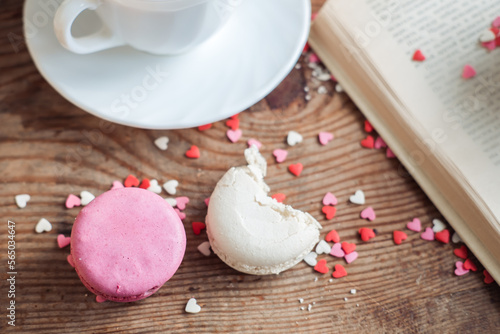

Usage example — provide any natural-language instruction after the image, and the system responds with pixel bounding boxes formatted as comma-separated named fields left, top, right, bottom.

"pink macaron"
left=70, top=187, right=186, bottom=302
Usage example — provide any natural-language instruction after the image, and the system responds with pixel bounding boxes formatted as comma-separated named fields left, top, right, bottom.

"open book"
left=309, top=0, right=500, bottom=282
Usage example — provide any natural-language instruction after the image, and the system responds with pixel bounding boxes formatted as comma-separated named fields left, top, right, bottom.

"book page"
left=332, top=0, right=500, bottom=221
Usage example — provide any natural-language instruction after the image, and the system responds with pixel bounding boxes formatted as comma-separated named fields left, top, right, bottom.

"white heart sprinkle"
left=15, top=194, right=30, bottom=208
left=35, top=218, right=52, bottom=233
left=303, top=252, right=318, bottom=267
left=432, top=219, right=446, bottom=232
left=154, top=136, right=169, bottom=151
left=197, top=241, right=211, bottom=256
left=80, top=191, right=95, bottom=206
left=452, top=232, right=462, bottom=243
left=185, top=298, right=201, bottom=314
left=147, top=179, right=162, bottom=194
left=287, top=131, right=303, bottom=146
left=163, top=180, right=178, bottom=195
left=315, top=240, right=331, bottom=255
left=349, top=190, right=365, bottom=205
left=165, top=198, right=177, bottom=208
left=479, top=29, right=496, bottom=42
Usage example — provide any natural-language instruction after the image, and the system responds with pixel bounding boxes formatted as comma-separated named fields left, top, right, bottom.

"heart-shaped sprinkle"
left=462, top=64, right=476, bottom=79
left=322, top=206, right=337, bottom=220
left=163, top=180, right=179, bottom=195
left=315, top=240, right=332, bottom=255
left=80, top=191, right=95, bottom=206
left=247, top=138, right=262, bottom=149
left=341, top=241, right=356, bottom=254
left=364, top=120, right=373, bottom=133
left=483, top=270, right=494, bottom=284
left=493, top=16, right=500, bottom=28
left=479, top=29, right=496, bottom=42
left=225, top=118, right=240, bottom=130
left=309, top=53, right=320, bottom=63
left=35, top=218, right=52, bottom=233
left=186, top=145, right=200, bottom=159
left=318, top=132, right=334, bottom=145
left=482, top=40, right=496, bottom=51
left=314, top=259, right=329, bottom=274
left=175, top=196, right=190, bottom=210
left=165, top=198, right=177, bottom=207
left=287, top=131, right=303, bottom=146
left=463, top=258, right=477, bottom=272
left=15, top=194, right=30, bottom=209
left=124, top=175, right=139, bottom=187
left=204, top=197, right=210, bottom=206
left=412, top=49, right=426, bottom=61
left=147, top=179, right=162, bottom=194
left=154, top=136, right=169, bottom=150
left=454, top=261, right=469, bottom=276
left=174, top=208, right=186, bottom=220
left=322, top=192, right=338, bottom=206
left=67, top=254, right=75, bottom=268
left=185, top=298, right=202, bottom=313
left=325, top=230, right=340, bottom=243
left=271, top=193, right=286, bottom=203
left=303, top=252, right=318, bottom=266
left=359, top=227, right=376, bottom=242
left=273, top=149, right=288, bottom=163
left=349, top=190, right=365, bottom=205
left=344, top=251, right=358, bottom=264
left=453, top=245, right=468, bottom=259
left=393, top=230, right=407, bottom=245
left=360, top=135, right=375, bottom=149
left=197, top=241, right=211, bottom=256
left=96, top=295, right=107, bottom=303
left=192, top=222, right=206, bottom=235
left=432, top=219, right=446, bottom=232
left=288, top=163, right=303, bottom=176
left=386, top=148, right=396, bottom=158
left=139, top=178, right=150, bottom=189
left=435, top=229, right=450, bottom=244
left=406, top=218, right=421, bottom=232
left=330, top=243, right=345, bottom=257
left=332, top=264, right=347, bottom=278
left=227, top=129, right=242, bottom=143
left=65, top=194, right=81, bottom=209
left=57, top=234, right=71, bottom=248
left=198, top=123, right=212, bottom=131
left=360, top=207, right=376, bottom=221
left=374, top=137, right=387, bottom=149
left=451, top=232, right=462, bottom=243
left=420, top=227, right=435, bottom=241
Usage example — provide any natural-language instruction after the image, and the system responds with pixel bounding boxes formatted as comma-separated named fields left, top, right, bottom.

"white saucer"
left=24, top=0, right=310, bottom=129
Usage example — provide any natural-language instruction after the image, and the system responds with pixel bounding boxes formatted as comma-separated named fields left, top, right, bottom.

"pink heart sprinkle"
left=406, top=218, right=421, bottom=232
left=227, top=129, right=242, bottom=143
left=65, top=194, right=81, bottom=209
left=247, top=138, right=262, bottom=149
left=175, top=196, right=190, bottom=210
left=309, top=53, right=320, bottom=63
left=386, top=148, right=396, bottom=158
left=174, top=208, right=186, bottom=220
left=420, top=227, right=435, bottom=241
left=96, top=295, right=107, bottom=303
left=454, top=261, right=470, bottom=276
left=273, top=149, right=288, bottom=163
left=318, top=132, right=334, bottom=145
left=204, top=197, right=210, bottom=206
left=329, top=243, right=345, bottom=258
left=57, top=234, right=71, bottom=248
left=344, top=251, right=358, bottom=264
left=360, top=207, right=376, bottom=221
left=67, top=254, right=75, bottom=268
left=374, top=136, right=387, bottom=149
left=482, top=40, right=496, bottom=51
left=322, top=192, right=338, bottom=206
left=111, top=180, right=124, bottom=190
left=462, top=64, right=476, bottom=79
left=493, top=16, right=500, bottom=28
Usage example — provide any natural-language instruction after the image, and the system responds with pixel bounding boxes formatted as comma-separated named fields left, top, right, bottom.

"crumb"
left=298, top=298, right=304, bottom=303
left=305, top=94, right=311, bottom=101
left=350, top=289, right=357, bottom=294
left=318, top=86, right=327, bottom=94
left=344, top=297, right=348, bottom=301
left=295, top=63, right=301, bottom=69
left=307, top=304, right=312, bottom=311
left=304, top=86, right=310, bottom=92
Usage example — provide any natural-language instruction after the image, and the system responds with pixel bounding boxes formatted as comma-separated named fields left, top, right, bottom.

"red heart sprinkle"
left=124, top=174, right=139, bottom=187
left=288, top=163, right=303, bottom=176
left=463, top=258, right=477, bottom=272
left=412, top=49, right=426, bottom=61
left=225, top=118, right=240, bottom=130
left=435, top=229, right=450, bottom=244
left=359, top=227, right=376, bottom=242
left=139, top=178, right=150, bottom=189
left=484, top=270, right=495, bottom=284
left=322, top=206, right=337, bottom=220
left=271, top=193, right=286, bottom=203
left=332, top=264, right=347, bottom=278
left=325, top=230, right=340, bottom=243
left=314, top=259, right=329, bottom=274
left=453, top=245, right=468, bottom=259
left=186, top=145, right=200, bottom=159
left=192, top=222, right=206, bottom=235
left=364, top=120, right=373, bottom=132
left=361, top=135, right=375, bottom=149
left=393, top=230, right=407, bottom=245
left=198, top=124, right=212, bottom=131
left=341, top=241, right=356, bottom=254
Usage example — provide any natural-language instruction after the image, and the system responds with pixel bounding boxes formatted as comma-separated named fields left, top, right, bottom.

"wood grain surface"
left=1, top=1, right=500, bottom=333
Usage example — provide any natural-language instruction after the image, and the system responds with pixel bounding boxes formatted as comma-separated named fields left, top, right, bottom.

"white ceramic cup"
left=54, top=0, right=242, bottom=55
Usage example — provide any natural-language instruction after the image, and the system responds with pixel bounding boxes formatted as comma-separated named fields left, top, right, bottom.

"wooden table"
left=1, top=1, right=499, bottom=333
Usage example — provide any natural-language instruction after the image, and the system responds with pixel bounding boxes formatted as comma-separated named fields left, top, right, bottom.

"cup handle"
left=54, top=0, right=124, bottom=54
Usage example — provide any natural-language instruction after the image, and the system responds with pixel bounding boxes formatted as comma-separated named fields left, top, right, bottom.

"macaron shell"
left=71, top=188, right=186, bottom=301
